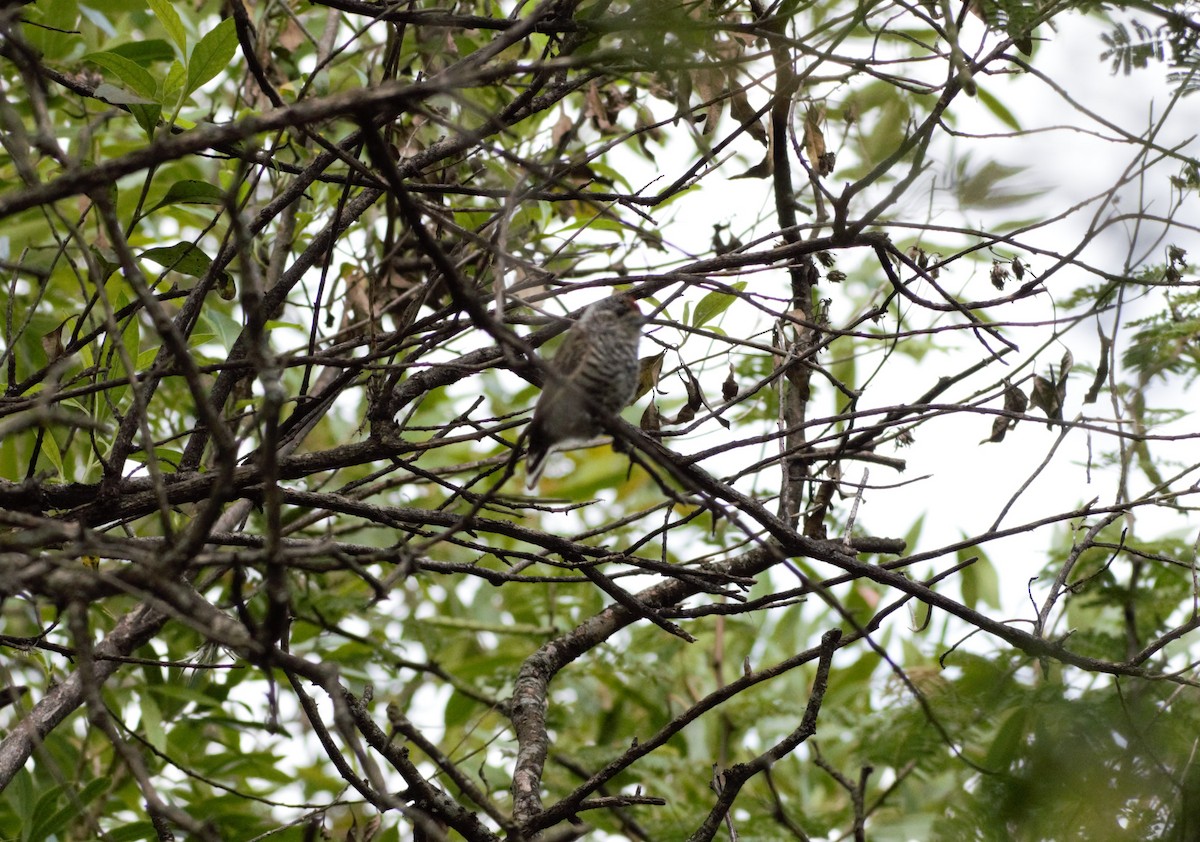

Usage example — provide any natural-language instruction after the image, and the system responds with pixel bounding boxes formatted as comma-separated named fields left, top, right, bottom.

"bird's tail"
left=525, top=442, right=550, bottom=489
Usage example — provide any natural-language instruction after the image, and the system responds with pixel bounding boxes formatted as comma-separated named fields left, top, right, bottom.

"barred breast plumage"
left=525, top=294, right=645, bottom=488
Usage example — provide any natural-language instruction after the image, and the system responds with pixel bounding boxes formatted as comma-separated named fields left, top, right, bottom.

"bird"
left=525, top=293, right=646, bottom=488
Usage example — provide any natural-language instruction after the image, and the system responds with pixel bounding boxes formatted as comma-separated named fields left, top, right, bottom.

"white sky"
left=586, top=9, right=1200, bottom=623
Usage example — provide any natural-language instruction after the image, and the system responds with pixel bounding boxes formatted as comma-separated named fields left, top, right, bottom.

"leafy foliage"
left=0, top=0, right=1197, bottom=839
left=1099, top=3, right=1200, bottom=95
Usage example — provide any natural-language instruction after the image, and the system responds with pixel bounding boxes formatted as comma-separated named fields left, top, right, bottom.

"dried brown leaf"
left=1029, top=374, right=1061, bottom=428
left=987, top=416, right=1010, bottom=443
left=640, top=399, right=662, bottom=433
left=722, top=364, right=737, bottom=401
left=1084, top=333, right=1111, bottom=404
left=551, top=111, right=575, bottom=146
left=41, top=321, right=65, bottom=362
left=803, top=104, right=828, bottom=175
left=634, top=351, right=666, bottom=402
left=729, top=89, right=767, bottom=145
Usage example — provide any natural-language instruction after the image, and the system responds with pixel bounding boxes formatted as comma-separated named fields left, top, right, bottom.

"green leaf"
left=140, top=243, right=219, bottom=280
left=960, top=549, right=1000, bottom=610
left=29, top=777, right=108, bottom=842
left=136, top=347, right=159, bottom=368
left=186, top=18, right=237, bottom=96
left=122, top=310, right=141, bottom=379
left=108, top=39, right=176, bottom=65
left=22, top=0, right=80, bottom=60
left=5, top=769, right=34, bottom=828
left=85, top=51, right=163, bottom=136
left=976, top=87, right=1021, bottom=132
left=27, top=785, right=66, bottom=842
left=162, top=59, right=186, bottom=110
left=130, top=104, right=164, bottom=139
left=197, top=308, right=241, bottom=349
left=89, top=249, right=119, bottom=286
left=151, top=681, right=246, bottom=711
left=954, top=157, right=1037, bottom=209
left=692, top=282, right=746, bottom=328
left=141, top=692, right=167, bottom=753
left=151, top=447, right=183, bottom=469
left=215, top=272, right=236, bottom=300
left=150, top=179, right=227, bottom=212
left=107, top=822, right=159, bottom=842
left=84, top=50, right=158, bottom=99
left=40, top=430, right=64, bottom=480
left=147, top=0, right=187, bottom=56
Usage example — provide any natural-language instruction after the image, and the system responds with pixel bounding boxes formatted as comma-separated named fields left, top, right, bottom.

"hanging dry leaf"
left=711, top=223, right=743, bottom=255
left=731, top=152, right=772, bottom=179
left=1059, top=348, right=1074, bottom=380
left=729, top=88, right=768, bottom=145
left=585, top=81, right=613, bottom=132
left=640, top=399, right=662, bottom=433
left=672, top=403, right=696, bottom=425
left=1084, top=332, right=1111, bottom=404
left=343, top=266, right=373, bottom=324
left=669, top=365, right=705, bottom=425
left=41, top=320, right=66, bottom=363
left=633, top=104, right=663, bottom=161
left=987, top=415, right=1010, bottom=443
left=986, top=381, right=1029, bottom=443
left=551, top=111, right=575, bottom=146
left=991, top=259, right=1009, bottom=289
left=804, top=479, right=835, bottom=538
left=633, top=351, right=666, bottom=402
left=277, top=17, right=305, bottom=52
left=722, top=364, right=737, bottom=401
left=1005, top=381, right=1029, bottom=415
left=672, top=70, right=692, bottom=123
left=1054, top=353, right=1071, bottom=415
left=1029, top=374, right=1061, bottom=428
left=804, top=104, right=826, bottom=161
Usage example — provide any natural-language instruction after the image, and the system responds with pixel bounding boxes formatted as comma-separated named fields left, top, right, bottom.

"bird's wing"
left=547, top=326, right=591, bottom=380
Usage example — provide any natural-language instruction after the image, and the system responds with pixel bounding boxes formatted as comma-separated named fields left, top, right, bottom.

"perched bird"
left=525, top=294, right=646, bottom=488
